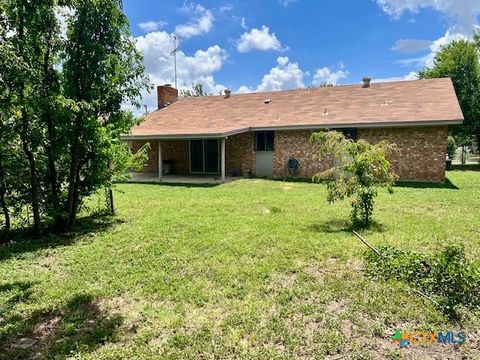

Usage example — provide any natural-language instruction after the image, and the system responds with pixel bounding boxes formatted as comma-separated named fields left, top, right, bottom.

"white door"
left=256, top=152, right=274, bottom=177
left=254, top=131, right=275, bottom=177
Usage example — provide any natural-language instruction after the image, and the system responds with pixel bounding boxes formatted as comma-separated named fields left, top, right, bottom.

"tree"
left=0, top=0, right=149, bottom=236
left=180, top=82, right=207, bottom=97
left=62, top=0, right=149, bottom=229
left=419, top=38, right=480, bottom=155
left=2, top=0, right=57, bottom=234
left=310, top=131, right=398, bottom=227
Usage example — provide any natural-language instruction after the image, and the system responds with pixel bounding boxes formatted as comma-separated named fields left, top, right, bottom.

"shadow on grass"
left=307, top=218, right=387, bottom=234
left=395, top=177, right=458, bottom=190
left=0, top=214, right=124, bottom=262
left=119, top=181, right=220, bottom=188
left=451, top=164, right=480, bottom=171
left=0, top=284, right=123, bottom=360
left=272, top=176, right=313, bottom=184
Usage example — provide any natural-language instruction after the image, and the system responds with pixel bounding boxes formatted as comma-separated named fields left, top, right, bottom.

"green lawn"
left=1, top=172, right=479, bottom=359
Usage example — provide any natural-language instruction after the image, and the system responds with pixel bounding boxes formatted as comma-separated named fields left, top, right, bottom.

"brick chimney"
left=157, top=84, right=178, bottom=109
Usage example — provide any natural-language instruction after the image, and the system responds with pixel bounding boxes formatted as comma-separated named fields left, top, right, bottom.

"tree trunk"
left=21, top=129, right=41, bottom=235
left=0, top=156, right=10, bottom=243
left=42, top=36, right=61, bottom=227
left=476, top=133, right=480, bottom=161
left=107, top=188, right=114, bottom=215
left=461, top=145, right=467, bottom=165
left=66, top=135, right=80, bottom=229
left=17, top=4, right=41, bottom=235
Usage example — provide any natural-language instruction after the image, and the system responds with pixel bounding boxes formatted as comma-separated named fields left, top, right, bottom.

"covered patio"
left=126, top=130, right=256, bottom=183
left=130, top=172, right=235, bottom=184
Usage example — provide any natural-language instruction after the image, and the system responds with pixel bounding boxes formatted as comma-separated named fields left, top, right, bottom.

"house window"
left=255, top=131, right=275, bottom=151
left=339, top=128, right=357, bottom=141
left=189, top=139, right=220, bottom=174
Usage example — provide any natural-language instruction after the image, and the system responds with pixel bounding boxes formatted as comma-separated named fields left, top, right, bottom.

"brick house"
left=123, top=78, right=463, bottom=183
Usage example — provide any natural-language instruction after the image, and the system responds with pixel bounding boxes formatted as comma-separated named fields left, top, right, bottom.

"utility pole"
left=171, top=34, right=179, bottom=89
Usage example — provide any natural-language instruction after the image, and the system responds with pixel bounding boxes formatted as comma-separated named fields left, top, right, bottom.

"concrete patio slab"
left=130, top=172, right=236, bottom=184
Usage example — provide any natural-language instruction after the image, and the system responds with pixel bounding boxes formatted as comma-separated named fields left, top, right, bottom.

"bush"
left=446, top=136, right=456, bottom=159
left=364, top=245, right=480, bottom=317
left=310, top=131, right=397, bottom=227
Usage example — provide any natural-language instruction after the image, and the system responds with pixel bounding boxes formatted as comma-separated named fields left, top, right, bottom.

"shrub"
left=446, top=136, right=456, bottom=159
left=310, top=131, right=398, bottom=227
left=364, top=245, right=480, bottom=317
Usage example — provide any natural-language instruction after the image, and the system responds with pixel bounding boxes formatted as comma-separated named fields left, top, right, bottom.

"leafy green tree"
left=0, top=3, right=12, bottom=240
left=310, top=131, right=398, bottom=227
left=62, top=0, right=149, bottom=228
left=2, top=0, right=55, bottom=234
left=419, top=38, right=480, bottom=154
left=180, top=82, right=207, bottom=97
left=0, top=0, right=149, bottom=236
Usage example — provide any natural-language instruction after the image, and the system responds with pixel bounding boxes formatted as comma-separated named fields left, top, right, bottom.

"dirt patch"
left=33, top=253, right=67, bottom=279
left=340, top=320, right=356, bottom=338
left=267, top=272, right=298, bottom=290
left=303, top=265, right=328, bottom=283
left=346, top=258, right=364, bottom=272
left=326, top=299, right=347, bottom=313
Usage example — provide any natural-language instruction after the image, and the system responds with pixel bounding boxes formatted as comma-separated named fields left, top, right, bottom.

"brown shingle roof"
left=127, top=78, right=463, bottom=138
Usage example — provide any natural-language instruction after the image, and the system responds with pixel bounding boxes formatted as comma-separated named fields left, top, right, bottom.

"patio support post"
left=158, top=140, right=162, bottom=181
left=221, top=137, right=226, bottom=182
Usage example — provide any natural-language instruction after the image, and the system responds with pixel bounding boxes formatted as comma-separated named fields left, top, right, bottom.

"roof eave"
left=122, top=119, right=463, bottom=140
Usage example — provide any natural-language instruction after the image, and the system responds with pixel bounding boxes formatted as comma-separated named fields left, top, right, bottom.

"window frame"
left=255, top=131, right=275, bottom=152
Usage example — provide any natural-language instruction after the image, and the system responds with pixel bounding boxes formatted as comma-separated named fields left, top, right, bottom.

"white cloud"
left=237, top=85, right=254, bottom=94
left=378, top=0, right=480, bottom=68
left=175, top=3, right=214, bottom=39
left=219, top=4, right=234, bottom=12
left=236, top=26, right=287, bottom=53
left=312, top=66, right=349, bottom=85
left=240, top=17, right=247, bottom=30
left=279, top=0, right=299, bottom=7
left=372, top=71, right=419, bottom=83
left=394, top=31, right=467, bottom=67
left=377, top=0, right=480, bottom=33
left=132, top=31, right=227, bottom=112
left=138, top=20, right=167, bottom=32
left=238, top=57, right=306, bottom=93
left=391, top=38, right=432, bottom=53
left=424, top=31, right=468, bottom=67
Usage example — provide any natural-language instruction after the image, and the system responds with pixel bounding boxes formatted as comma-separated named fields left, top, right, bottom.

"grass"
left=1, top=171, right=479, bottom=359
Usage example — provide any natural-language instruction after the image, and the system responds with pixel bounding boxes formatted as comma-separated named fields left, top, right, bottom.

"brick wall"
left=226, top=132, right=255, bottom=176
left=273, top=130, right=332, bottom=178
left=358, top=126, right=447, bottom=182
left=129, top=125, right=447, bottom=182
left=271, top=126, right=447, bottom=182
left=130, top=140, right=189, bottom=175
left=162, top=140, right=189, bottom=174
left=131, top=140, right=158, bottom=173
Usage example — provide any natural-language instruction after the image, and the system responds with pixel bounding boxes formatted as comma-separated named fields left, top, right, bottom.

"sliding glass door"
left=189, top=139, right=219, bottom=174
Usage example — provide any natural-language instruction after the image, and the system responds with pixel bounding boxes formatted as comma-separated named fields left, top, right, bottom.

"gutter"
left=121, top=119, right=463, bottom=140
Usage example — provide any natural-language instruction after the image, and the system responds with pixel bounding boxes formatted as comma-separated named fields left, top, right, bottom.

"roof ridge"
left=175, top=78, right=451, bottom=101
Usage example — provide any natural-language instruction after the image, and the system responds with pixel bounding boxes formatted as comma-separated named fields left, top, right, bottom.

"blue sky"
left=123, top=0, right=480, bottom=110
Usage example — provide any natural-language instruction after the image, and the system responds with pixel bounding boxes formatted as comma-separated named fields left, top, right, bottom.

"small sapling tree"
left=310, top=131, right=398, bottom=227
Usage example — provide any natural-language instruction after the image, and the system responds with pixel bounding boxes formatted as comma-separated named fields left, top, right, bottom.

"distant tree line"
left=0, top=0, right=149, bottom=241
left=419, top=31, right=480, bottom=161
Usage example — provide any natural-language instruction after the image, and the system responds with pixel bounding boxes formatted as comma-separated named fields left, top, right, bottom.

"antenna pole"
left=173, top=35, right=178, bottom=89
